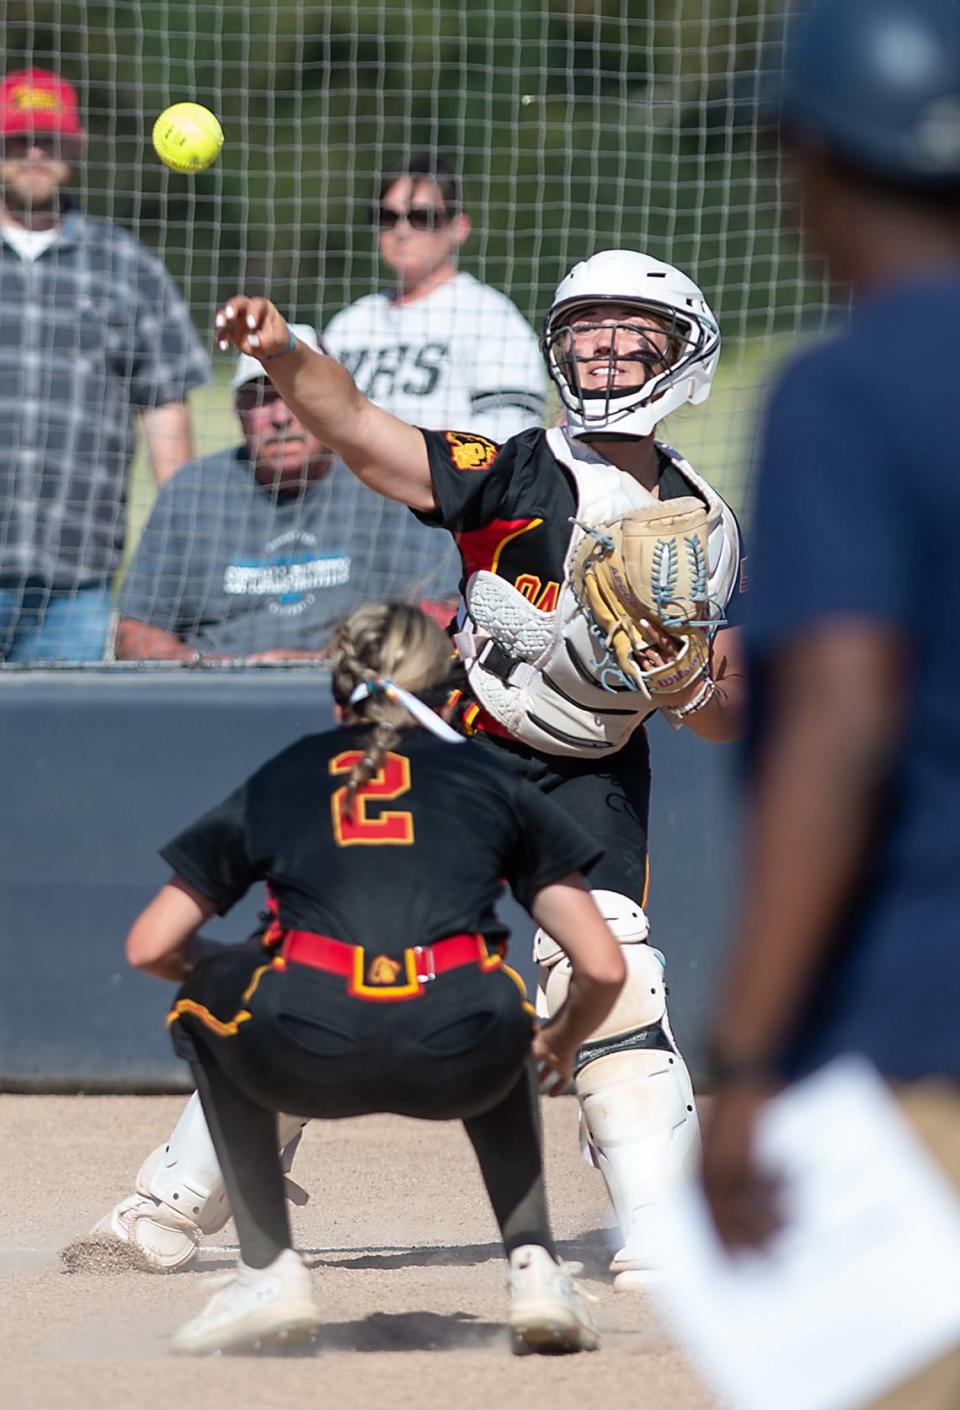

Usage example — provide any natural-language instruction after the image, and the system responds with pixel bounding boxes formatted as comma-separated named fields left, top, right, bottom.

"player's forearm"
left=115, top=618, right=197, bottom=661
left=272, top=347, right=435, bottom=510
left=142, top=402, right=194, bottom=486
left=135, top=951, right=193, bottom=982
left=134, top=935, right=233, bottom=983
left=127, top=879, right=218, bottom=980
left=531, top=878, right=626, bottom=1046
left=215, top=300, right=437, bottom=511
left=679, top=623, right=746, bottom=742
left=264, top=340, right=367, bottom=449
left=710, top=630, right=905, bottom=1068
left=678, top=672, right=745, bottom=742
left=548, top=970, right=626, bottom=1053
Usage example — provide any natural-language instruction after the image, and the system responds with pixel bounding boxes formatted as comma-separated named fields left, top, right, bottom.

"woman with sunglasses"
left=123, top=601, right=624, bottom=1355
left=322, top=152, right=546, bottom=444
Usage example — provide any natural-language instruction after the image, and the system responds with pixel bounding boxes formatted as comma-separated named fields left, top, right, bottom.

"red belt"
left=276, top=929, right=503, bottom=1003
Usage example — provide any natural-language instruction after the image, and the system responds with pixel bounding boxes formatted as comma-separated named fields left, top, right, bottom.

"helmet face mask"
left=542, top=251, right=721, bottom=440
left=546, top=302, right=702, bottom=421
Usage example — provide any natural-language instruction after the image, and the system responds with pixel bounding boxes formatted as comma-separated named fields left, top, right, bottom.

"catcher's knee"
left=538, top=934, right=670, bottom=1050
left=572, top=943, right=697, bottom=1140
left=534, top=893, right=696, bottom=1151
left=534, top=887, right=651, bottom=1019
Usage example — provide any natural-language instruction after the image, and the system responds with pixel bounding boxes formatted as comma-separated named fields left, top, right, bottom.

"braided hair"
left=328, top=602, right=457, bottom=817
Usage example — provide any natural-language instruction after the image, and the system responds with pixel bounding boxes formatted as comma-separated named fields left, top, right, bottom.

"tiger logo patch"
left=366, top=954, right=404, bottom=986
left=445, top=431, right=498, bottom=471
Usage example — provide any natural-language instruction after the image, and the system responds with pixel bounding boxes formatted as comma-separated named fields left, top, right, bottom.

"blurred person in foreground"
left=124, top=602, right=623, bottom=1355
left=700, top=2, right=960, bottom=1405
left=117, top=328, right=430, bottom=662
left=0, top=68, right=208, bottom=662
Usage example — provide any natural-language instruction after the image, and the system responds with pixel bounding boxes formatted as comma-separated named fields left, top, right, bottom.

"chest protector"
left=453, top=427, right=739, bottom=757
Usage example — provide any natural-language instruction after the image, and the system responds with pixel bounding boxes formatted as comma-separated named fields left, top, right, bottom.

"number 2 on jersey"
left=329, top=751, right=415, bottom=846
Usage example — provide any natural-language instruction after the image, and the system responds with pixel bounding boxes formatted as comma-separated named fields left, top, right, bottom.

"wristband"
left=261, top=328, right=297, bottom=362
left=666, top=674, right=716, bottom=724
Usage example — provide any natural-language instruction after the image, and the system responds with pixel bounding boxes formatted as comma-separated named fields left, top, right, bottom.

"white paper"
left=656, top=1057, right=960, bottom=1410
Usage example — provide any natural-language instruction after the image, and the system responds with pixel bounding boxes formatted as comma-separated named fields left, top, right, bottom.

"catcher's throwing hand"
left=636, top=615, right=715, bottom=713
left=214, top=297, right=292, bottom=361
left=635, top=615, right=683, bottom=670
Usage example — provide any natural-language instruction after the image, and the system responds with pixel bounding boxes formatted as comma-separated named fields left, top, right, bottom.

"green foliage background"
left=4, top=0, right=818, bottom=339
left=2, top=0, right=833, bottom=534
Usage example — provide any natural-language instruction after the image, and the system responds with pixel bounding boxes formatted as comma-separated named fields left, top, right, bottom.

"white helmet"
left=541, top=249, right=721, bottom=440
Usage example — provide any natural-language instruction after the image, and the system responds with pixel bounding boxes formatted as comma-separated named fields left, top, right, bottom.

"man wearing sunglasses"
left=323, top=152, right=546, bottom=442
left=0, top=68, right=209, bottom=662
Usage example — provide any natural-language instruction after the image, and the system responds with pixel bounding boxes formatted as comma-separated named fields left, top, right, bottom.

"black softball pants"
left=172, top=949, right=556, bottom=1269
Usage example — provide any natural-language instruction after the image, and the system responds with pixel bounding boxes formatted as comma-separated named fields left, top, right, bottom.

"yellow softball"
left=152, top=103, right=224, bottom=173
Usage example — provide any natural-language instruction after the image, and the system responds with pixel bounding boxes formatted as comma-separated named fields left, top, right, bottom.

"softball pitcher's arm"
left=214, top=297, right=437, bottom=513
left=126, top=877, right=220, bottom=981
left=529, top=876, right=626, bottom=1093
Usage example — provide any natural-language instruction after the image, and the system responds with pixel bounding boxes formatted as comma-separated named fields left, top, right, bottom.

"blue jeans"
left=0, top=581, right=113, bottom=662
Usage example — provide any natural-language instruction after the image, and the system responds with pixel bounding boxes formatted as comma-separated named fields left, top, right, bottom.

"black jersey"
left=415, top=425, right=743, bottom=742
left=160, top=724, right=601, bottom=955
left=417, top=425, right=717, bottom=611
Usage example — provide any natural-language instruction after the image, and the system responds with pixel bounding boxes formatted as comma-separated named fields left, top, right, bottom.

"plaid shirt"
left=0, top=209, right=210, bottom=587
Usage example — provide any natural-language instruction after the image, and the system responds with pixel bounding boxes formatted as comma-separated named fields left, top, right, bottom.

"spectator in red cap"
left=0, top=68, right=83, bottom=136
left=0, top=68, right=209, bottom=662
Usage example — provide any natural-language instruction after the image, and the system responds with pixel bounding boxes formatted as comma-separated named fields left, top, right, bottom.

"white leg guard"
left=89, top=1093, right=308, bottom=1272
left=536, top=890, right=699, bottom=1290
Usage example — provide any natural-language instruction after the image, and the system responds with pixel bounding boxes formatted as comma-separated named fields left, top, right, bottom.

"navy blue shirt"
left=746, top=276, right=960, bottom=1081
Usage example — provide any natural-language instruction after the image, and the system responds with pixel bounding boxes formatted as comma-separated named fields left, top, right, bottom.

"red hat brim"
left=0, top=109, right=83, bottom=137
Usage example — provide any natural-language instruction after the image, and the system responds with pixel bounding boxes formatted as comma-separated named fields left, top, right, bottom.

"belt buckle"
left=412, top=945, right=436, bottom=983
left=350, top=945, right=423, bottom=1001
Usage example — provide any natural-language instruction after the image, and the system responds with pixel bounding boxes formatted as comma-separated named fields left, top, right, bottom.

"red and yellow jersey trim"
left=166, top=962, right=274, bottom=1036
left=455, top=516, right=543, bottom=578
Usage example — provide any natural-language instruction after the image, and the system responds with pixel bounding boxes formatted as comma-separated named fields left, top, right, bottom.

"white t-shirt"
left=323, top=272, right=546, bottom=442
left=1, top=221, right=59, bottom=262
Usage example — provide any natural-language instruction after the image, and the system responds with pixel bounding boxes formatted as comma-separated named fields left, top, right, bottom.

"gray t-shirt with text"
left=119, top=446, right=442, bottom=655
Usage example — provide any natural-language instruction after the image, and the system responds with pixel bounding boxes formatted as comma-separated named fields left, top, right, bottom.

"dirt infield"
left=1, top=1094, right=719, bottom=1410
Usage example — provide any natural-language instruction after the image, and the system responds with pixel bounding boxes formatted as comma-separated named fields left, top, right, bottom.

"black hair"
left=377, top=151, right=462, bottom=214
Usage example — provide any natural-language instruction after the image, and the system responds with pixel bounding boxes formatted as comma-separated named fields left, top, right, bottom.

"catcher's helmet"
left=780, top=0, right=960, bottom=186
left=541, top=249, right=721, bottom=441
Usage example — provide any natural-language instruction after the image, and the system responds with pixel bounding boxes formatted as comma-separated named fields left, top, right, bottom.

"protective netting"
left=0, top=0, right=832, bottom=666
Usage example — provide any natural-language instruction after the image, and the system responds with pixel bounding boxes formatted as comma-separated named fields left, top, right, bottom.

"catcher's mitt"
left=569, top=496, right=717, bottom=698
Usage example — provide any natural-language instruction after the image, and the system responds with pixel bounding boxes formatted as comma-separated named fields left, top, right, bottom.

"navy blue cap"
left=780, top=0, right=960, bottom=185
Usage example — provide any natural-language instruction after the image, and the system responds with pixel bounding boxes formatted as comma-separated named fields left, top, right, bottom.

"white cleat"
left=170, top=1249, right=322, bottom=1356
left=89, top=1194, right=202, bottom=1272
left=508, top=1244, right=599, bottom=1355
